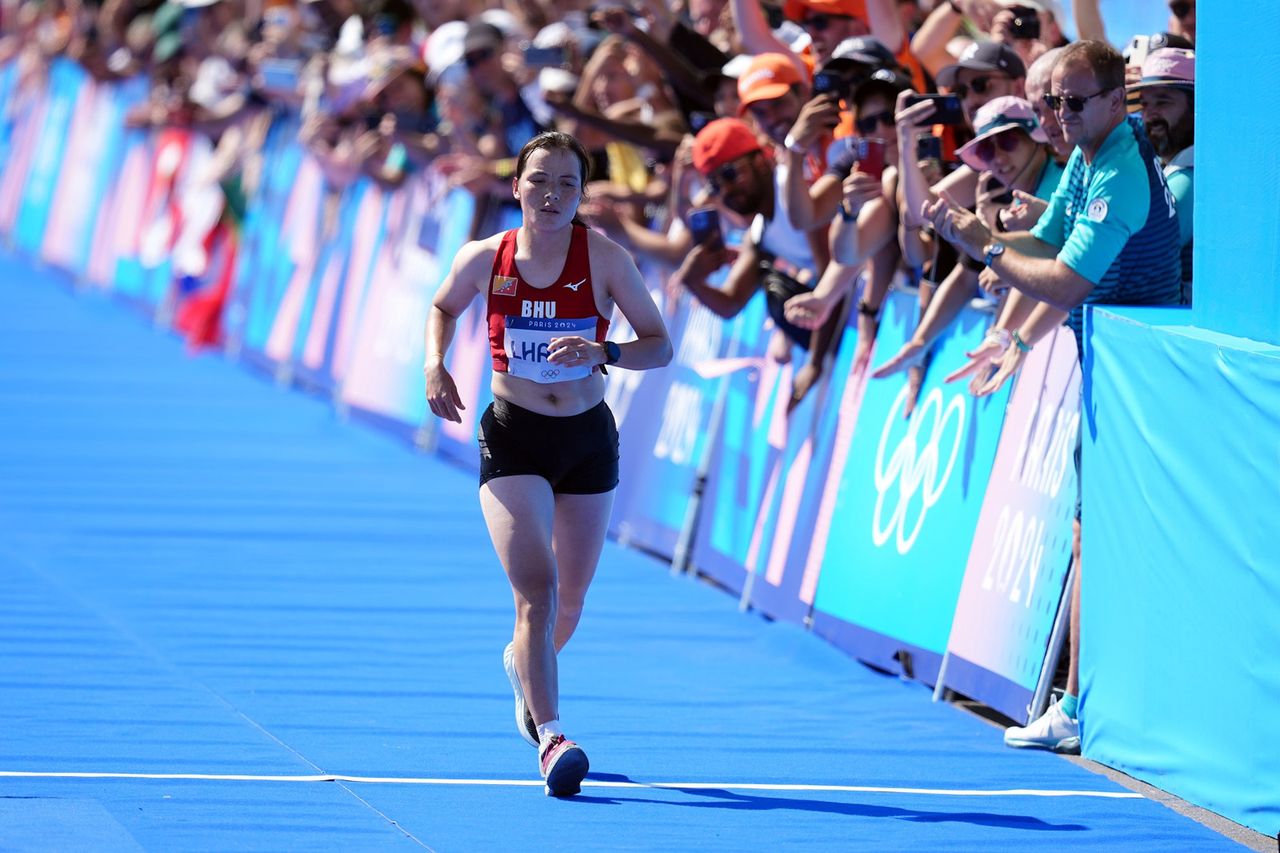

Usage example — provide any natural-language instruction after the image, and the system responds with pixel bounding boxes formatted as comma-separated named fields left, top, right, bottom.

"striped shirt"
left=1031, top=116, right=1182, bottom=350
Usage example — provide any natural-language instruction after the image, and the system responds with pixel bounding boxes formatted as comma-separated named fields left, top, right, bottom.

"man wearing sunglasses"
left=673, top=118, right=836, bottom=410
left=923, top=40, right=1181, bottom=755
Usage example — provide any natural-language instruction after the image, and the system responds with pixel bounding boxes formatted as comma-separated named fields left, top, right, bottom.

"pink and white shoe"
left=539, top=734, right=589, bottom=797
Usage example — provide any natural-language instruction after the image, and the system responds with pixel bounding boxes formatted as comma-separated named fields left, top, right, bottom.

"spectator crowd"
left=0, top=0, right=1199, bottom=752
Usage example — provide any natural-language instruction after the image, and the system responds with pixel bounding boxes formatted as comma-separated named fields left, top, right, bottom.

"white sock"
left=536, top=719, right=563, bottom=748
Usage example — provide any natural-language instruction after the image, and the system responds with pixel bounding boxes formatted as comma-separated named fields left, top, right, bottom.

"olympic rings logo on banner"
left=872, top=385, right=966, bottom=555
left=541, top=368, right=561, bottom=379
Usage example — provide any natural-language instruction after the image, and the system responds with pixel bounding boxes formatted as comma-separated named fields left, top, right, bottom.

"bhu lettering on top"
left=485, top=225, right=610, bottom=384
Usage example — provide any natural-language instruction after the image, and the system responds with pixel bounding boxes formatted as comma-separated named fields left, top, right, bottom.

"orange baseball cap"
left=783, top=0, right=867, bottom=23
left=737, top=53, right=807, bottom=113
left=692, top=118, right=763, bottom=176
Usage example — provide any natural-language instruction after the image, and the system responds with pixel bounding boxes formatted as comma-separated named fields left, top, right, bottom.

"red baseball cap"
left=737, top=53, right=807, bottom=113
left=692, top=118, right=763, bottom=176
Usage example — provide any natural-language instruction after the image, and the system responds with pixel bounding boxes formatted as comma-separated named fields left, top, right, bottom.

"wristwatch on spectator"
left=783, top=133, right=807, bottom=156
left=857, top=299, right=881, bottom=319
left=604, top=341, right=621, bottom=365
left=983, top=241, right=1006, bottom=267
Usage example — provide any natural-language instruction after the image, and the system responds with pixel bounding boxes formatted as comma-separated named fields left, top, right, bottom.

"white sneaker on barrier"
left=1004, top=697, right=1080, bottom=754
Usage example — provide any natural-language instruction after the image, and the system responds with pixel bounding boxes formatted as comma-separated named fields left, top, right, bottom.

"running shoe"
left=539, top=734, right=589, bottom=797
left=1003, top=697, right=1081, bottom=754
left=503, top=641, right=539, bottom=747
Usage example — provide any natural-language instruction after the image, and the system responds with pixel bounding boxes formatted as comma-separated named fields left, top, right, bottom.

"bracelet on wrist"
left=857, top=299, right=881, bottom=318
left=984, top=328, right=1012, bottom=350
left=1012, top=330, right=1033, bottom=353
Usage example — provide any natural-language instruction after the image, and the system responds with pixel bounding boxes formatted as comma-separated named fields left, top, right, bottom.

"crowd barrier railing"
left=0, top=58, right=1081, bottom=726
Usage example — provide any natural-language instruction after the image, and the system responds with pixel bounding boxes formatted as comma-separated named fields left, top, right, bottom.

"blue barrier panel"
left=12, top=59, right=83, bottom=257
left=232, top=113, right=306, bottom=356
left=939, top=327, right=1081, bottom=722
left=690, top=291, right=796, bottom=594
left=1193, top=6, right=1280, bottom=345
left=747, top=311, right=863, bottom=625
left=1083, top=307, right=1280, bottom=838
left=810, top=290, right=1010, bottom=681
left=606, top=284, right=720, bottom=558
left=339, top=176, right=466, bottom=429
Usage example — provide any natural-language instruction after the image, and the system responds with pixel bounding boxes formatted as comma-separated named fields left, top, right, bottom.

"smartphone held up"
left=687, top=206, right=722, bottom=247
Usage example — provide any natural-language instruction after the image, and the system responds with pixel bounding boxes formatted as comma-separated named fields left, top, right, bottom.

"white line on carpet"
left=0, top=771, right=1142, bottom=798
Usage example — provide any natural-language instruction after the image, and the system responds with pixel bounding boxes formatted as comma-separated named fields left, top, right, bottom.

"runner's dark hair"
left=515, top=132, right=594, bottom=226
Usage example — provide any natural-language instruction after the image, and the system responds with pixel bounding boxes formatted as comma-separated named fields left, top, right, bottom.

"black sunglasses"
left=464, top=48, right=494, bottom=68
left=1169, top=0, right=1192, bottom=19
left=974, top=131, right=1023, bottom=163
left=855, top=110, right=896, bottom=135
left=953, top=75, right=997, bottom=100
left=706, top=161, right=742, bottom=194
left=1043, top=87, right=1114, bottom=113
left=801, top=12, right=854, bottom=32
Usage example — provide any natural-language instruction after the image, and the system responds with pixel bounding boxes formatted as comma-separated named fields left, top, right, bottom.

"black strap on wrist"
left=857, top=299, right=881, bottom=318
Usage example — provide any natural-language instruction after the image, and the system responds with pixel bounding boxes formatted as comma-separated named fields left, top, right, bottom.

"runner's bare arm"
left=589, top=232, right=672, bottom=370
left=423, top=239, right=495, bottom=422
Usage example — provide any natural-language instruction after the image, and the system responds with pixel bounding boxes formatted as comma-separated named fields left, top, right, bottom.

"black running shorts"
left=478, top=397, right=620, bottom=495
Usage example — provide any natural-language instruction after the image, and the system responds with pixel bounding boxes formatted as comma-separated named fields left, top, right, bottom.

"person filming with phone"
left=671, top=117, right=833, bottom=410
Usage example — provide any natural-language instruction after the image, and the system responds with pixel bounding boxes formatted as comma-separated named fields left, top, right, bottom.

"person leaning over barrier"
left=871, top=95, right=1064, bottom=386
left=671, top=117, right=835, bottom=410
left=1129, top=47, right=1195, bottom=304
left=925, top=39, right=1182, bottom=753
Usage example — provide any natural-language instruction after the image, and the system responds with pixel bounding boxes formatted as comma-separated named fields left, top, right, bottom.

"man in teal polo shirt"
left=922, top=39, right=1181, bottom=753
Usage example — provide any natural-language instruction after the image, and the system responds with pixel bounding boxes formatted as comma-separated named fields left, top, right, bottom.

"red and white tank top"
left=486, top=224, right=609, bottom=384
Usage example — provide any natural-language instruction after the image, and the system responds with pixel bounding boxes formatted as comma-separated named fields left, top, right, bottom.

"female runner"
left=423, top=131, right=672, bottom=797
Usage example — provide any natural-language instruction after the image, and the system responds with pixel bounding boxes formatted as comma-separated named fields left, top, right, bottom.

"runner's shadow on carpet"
left=578, top=777, right=1086, bottom=831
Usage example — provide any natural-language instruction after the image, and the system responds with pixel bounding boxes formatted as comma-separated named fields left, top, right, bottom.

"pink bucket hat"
left=1128, top=48, right=1195, bottom=92
left=955, top=96, right=1048, bottom=171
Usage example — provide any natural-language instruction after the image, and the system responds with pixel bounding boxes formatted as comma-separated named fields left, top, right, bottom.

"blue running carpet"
left=0, top=256, right=1244, bottom=850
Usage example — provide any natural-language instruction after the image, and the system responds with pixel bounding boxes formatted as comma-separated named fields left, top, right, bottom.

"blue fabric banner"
left=1083, top=307, right=1280, bottom=838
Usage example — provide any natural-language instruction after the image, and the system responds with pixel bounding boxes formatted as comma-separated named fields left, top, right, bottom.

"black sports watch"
left=604, top=341, right=621, bottom=365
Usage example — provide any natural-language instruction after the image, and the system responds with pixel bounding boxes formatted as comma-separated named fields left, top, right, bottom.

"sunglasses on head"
left=1043, top=87, right=1114, bottom=113
left=1169, top=0, right=1192, bottom=18
left=953, top=75, right=997, bottom=100
left=801, top=12, right=854, bottom=32
left=974, top=130, right=1023, bottom=163
left=855, top=110, right=895, bottom=135
left=464, top=48, right=494, bottom=68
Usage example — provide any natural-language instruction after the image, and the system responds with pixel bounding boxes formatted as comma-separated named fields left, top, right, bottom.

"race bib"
left=504, top=315, right=596, bottom=384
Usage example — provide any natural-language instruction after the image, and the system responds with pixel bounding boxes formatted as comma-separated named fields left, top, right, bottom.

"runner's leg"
left=551, top=490, right=615, bottom=651
left=480, top=475, right=559, bottom=726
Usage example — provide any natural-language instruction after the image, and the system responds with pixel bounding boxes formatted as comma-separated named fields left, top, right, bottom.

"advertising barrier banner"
left=940, top=327, right=1081, bottom=721
left=810, top=291, right=1010, bottom=680
left=691, top=292, right=793, bottom=594
left=606, top=278, right=719, bottom=558
left=747, top=305, right=865, bottom=625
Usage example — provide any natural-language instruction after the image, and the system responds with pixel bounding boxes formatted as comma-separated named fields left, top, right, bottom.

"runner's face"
left=516, top=148, right=583, bottom=229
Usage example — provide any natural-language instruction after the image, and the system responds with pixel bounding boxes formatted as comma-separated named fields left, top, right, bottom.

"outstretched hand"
left=784, top=290, right=835, bottom=330
left=872, top=338, right=927, bottom=379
